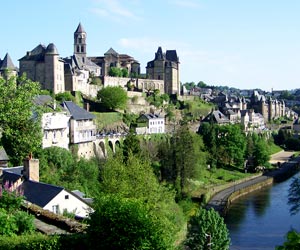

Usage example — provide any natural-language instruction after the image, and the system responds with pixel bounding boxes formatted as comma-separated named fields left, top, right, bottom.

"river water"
left=224, top=172, right=300, bottom=250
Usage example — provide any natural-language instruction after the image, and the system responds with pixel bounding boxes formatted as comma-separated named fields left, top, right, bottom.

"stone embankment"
left=206, top=152, right=300, bottom=216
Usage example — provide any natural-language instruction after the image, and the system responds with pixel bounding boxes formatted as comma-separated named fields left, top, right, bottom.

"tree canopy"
left=97, top=86, right=127, bottom=110
left=0, top=74, right=42, bottom=165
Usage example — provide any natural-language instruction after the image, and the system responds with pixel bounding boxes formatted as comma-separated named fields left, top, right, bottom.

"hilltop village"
left=0, top=22, right=300, bottom=248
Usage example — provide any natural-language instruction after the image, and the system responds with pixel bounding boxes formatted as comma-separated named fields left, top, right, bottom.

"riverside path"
left=206, top=151, right=297, bottom=215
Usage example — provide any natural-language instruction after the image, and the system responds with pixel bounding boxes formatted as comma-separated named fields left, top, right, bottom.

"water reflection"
left=224, top=173, right=300, bottom=250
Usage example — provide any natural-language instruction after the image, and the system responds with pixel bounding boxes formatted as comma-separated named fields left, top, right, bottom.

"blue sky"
left=2, top=0, right=300, bottom=91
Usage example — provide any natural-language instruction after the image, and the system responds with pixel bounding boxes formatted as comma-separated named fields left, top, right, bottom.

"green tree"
left=87, top=195, right=176, bottom=250
left=172, top=125, right=207, bottom=198
left=97, top=86, right=127, bottom=110
left=185, top=208, right=230, bottom=250
left=108, top=67, right=122, bottom=77
left=99, top=153, right=185, bottom=244
left=55, top=91, right=75, bottom=102
left=276, top=230, right=300, bottom=250
left=0, top=183, right=35, bottom=236
left=122, top=132, right=141, bottom=162
left=0, top=74, right=42, bottom=165
left=215, top=124, right=246, bottom=168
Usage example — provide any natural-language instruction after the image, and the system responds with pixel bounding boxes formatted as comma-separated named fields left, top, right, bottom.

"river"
left=224, top=172, right=300, bottom=250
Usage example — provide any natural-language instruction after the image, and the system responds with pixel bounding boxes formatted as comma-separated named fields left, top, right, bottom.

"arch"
left=99, top=141, right=106, bottom=158
left=108, top=140, right=114, bottom=153
left=115, top=140, right=121, bottom=153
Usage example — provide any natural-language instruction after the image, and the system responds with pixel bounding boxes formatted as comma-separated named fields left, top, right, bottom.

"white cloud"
left=89, top=0, right=140, bottom=22
left=168, top=0, right=202, bottom=8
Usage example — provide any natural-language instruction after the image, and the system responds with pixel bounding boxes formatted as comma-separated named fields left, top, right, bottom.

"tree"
left=185, top=208, right=230, bottom=250
left=172, top=125, right=207, bottom=198
left=0, top=74, right=42, bottom=165
left=87, top=195, right=176, bottom=250
left=97, top=86, right=127, bottom=110
left=99, top=153, right=185, bottom=245
left=0, top=182, right=35, bottom=236
left=122, top=132, right=141, bottom=162
left=276, top=230, right=300, bottom=250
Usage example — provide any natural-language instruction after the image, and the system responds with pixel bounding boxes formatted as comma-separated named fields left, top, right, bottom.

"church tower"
left=74, top=23, right=87, bottom=64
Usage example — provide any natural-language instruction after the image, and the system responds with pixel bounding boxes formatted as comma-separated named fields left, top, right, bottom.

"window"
left=52, top=205, right=59, bottom=214
left=65, top=195, right=69, bottom=200
left=44, top=131, right=48, bottom=139
left=77, top=46, right=80, bottom=53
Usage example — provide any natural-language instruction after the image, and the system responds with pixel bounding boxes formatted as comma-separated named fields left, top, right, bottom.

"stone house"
left=1, top=158, right=92, bottom=218
left=19, top=43, right=65, bottom=94
left=62, top=101, right=97, bottom=159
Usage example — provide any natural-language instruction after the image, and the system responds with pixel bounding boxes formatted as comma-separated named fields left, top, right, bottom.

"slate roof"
left=0, top=53, right=16, bottom=70
left=104, top=47, right=119, bottom=56
left=166, top=50, right=178, bottom=62
left=20, top=180, right=63, bottom=208
left=2, top=171, right=22, bottom=185
left=0, top=148, right=9, bottom=162
left=202, top=110, right=230, bottom=124
left=75, top=23, right=86, bottom=33
left=62, top=101, right=95, bottom=120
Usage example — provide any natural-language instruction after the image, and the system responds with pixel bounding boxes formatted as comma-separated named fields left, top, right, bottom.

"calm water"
left=224, top=172, right=300, bottom=250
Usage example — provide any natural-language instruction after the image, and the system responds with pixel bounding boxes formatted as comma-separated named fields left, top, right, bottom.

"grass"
left=268, top=143, right=283, bottom=155
left=92, top=112, right=123, bottom=131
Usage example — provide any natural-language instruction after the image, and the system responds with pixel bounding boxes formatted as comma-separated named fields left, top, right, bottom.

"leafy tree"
left=185, top=208, right=230, bottom=250
left=197, top=81, right=207, bottom=88
left=276, top=230, right=300, bottom=250
left=97, top=86, right=127, bottom=110
left=0, top=182, right=35, bottom=236
left=172, top=125, right=207, bottom=198
left=0, top=74, right=42, bottom=165
left=55, top=91, right=75, bottom=102
left=215, top=125, right=246, bottom=168
left=122, top=132, right=141, bottom=162
left=99, top=153, right=185, bottom=244
left=38, top=147, right=100, bottom=197
left=121, top=68, right=128, bottom=77
left=108, top=67, right=122, bottom=77
left=87, top=195, right=176, bottom=250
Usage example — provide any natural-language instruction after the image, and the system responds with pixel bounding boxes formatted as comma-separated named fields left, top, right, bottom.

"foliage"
left=146, top=91, right=170, bottom=108
left=97, top=86, right=127, bottom=110
left=108, top=67, right=128, bottom=77
left=122, top=132, right=141, bottom=162
left=276, top=230, right=300, bottom=250
left=37, top=147, right=100, bottom=197
left=93, top=112, right=123, bottom=131
left=184, top=207, right=230, bottom=250
left=199, top=123, right=247, bottom=169
left=0, top=183, right=35, bottom=236
left=0, top=74, right=42, bottom=165
left=172, top=125, right=207, bottom=199
left=122, top=112, right=139, bottom=127
left=55, top=92, right=75, bottom=102
left=182, top=82, right=195, bottom=90
left=99, top=153, right=186, bottom=246
left=87, top=195, right=176, bottom=250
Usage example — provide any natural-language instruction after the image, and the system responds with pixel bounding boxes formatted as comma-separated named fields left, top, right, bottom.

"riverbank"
left=206, top=155, right=300, bottom=215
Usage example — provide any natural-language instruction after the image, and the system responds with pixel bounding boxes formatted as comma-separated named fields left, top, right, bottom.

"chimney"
left=23, top=155, right=39, bottom=182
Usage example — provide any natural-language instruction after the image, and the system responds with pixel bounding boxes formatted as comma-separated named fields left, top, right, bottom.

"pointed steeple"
left=0, top=53, right=15, bottom=70
left=74, top=23, right=87, bottom=63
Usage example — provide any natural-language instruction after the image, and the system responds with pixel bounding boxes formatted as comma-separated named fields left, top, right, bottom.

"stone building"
left=0, top=53, right=18, bottom=77
left=64, top=23, right=101, bottom=97
left=90, top=47, right=140, bottom=78
left=250, top=90, right=285, bottom=122
left=19, top=43, right=65, bottom=94
left=146, top=47, right=180, bottom=95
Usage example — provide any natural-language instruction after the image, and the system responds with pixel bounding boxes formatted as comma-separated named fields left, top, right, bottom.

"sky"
left=1, top=0, right=300, bottom=91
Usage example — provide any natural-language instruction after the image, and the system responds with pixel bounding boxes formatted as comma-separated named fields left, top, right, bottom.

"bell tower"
left=74, top=23, right=87, bottom=63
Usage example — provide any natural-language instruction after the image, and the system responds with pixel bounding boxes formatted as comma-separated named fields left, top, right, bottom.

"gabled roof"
left=104, top=47, right=119, bottom=56
left=0, top=53, right=16, bottom=70
left=62, top=101, right=95, bottom=120
left=202, top=110, right=230, bottom=124
left=20, top=180, right=63, bottom=208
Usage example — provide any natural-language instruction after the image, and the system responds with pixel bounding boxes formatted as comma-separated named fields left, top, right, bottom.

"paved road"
left=206, top=151, right=297, bottom=214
